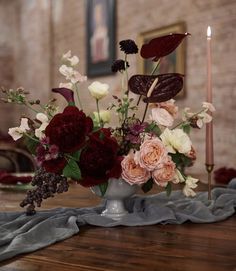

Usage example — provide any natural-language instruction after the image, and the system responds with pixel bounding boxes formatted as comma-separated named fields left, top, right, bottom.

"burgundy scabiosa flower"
left=119, top=39, right=138, bottom=54
left=111, top=59, right=130, bottom=72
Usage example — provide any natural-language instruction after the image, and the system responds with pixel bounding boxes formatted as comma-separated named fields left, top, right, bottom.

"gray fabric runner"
left=0, top=179, right=236, bottom=262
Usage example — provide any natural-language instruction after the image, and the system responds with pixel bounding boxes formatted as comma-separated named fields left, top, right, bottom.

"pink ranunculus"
left=121, top=153, right=150, bottom=185
left=152, top=157, right=176, bottom=187
left=135, top=137, right=168, bottom=171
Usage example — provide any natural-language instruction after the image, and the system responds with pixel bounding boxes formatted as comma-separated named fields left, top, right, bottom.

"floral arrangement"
left=1, top=33, right=215, bottom=215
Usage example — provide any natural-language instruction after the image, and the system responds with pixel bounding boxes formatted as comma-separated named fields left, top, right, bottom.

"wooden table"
left=0, top=183, right=236, bottom=271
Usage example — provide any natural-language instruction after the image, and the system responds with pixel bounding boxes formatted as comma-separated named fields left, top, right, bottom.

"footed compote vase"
left=91, top=178, right=138, bottom=220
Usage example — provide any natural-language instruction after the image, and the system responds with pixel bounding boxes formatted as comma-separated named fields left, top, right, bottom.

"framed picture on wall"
left=86, top=0, right=116, bottom=77
left=138, top=22, right=187, bottom=97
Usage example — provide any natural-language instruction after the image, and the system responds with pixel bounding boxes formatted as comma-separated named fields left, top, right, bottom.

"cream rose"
left=93, top=110, right=111, bottom=124
left=135, top=137, right=167, bottom=171
left=121, top=153, right=150, bottom=185
left=160, top=128, right=192, bottom=154
left=152, top=157, right=176, bottom=187
left=88, top=81, right=109, bottom=100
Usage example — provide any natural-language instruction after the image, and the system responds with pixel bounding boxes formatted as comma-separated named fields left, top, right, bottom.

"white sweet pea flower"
left=196, top=112, right=212, bottom=128
left=183, top=176, right=199, bottom=197
left=59, top=82, right=73, bottom=89
left=35, top=113, right=49, bottom=139
left=160, top=128, right=192, bottom=154
left=59, top=65, right=74, bottom=79
left=174, top=169, right=185, bottom=183
left=88, top=81, right=109, bottom=100
left=202, top=102, right=215, bottom=112
left=70, top=71, right=87, bottom=84
left=59, top=65, right=87, bottom=84
left=8, top=118, right=30, bottom=141
left=62, top=50, right=72, bottom=59
left=36, top=113, right=48, bottom=123
left=62, top=51, right=79, bottom=66
left=68, top=55, right=79, bottom=66
left=182, top=107, right=193, bottom=121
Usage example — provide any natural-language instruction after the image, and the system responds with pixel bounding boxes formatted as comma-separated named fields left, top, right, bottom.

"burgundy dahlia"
left=78, top=128, right=122, bottom=187
left=45, top=106, right=93, bottom=153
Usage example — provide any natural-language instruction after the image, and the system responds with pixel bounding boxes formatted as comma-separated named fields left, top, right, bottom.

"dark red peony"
left=78, top=128, right=122, bottom=187
left=45, top=106, right=93, bottom=153
left=42, top=157, right=67, bottom=174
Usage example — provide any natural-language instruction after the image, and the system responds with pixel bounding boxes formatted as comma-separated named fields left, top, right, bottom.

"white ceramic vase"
left=91, top=178, right=138, bottom=220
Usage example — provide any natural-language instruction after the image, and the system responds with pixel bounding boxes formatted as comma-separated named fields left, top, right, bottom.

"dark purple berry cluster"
left=20, top=168, right=69, bottom=215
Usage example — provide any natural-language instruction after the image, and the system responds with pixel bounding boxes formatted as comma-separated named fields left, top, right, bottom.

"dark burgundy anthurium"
left=52, top=88, right=75, bottom=105
left=128, top=74, right=184, bottom=103
left=141, top=33, right=190, bottom=61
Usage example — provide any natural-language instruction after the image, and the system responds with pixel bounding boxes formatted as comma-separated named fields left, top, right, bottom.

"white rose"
left=88, top=81, right=109, bottom=100
left=160, top=128, right=192, bottom=154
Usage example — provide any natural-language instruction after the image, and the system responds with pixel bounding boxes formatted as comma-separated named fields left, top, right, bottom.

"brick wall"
left=1, top=0, right=236, bottom=178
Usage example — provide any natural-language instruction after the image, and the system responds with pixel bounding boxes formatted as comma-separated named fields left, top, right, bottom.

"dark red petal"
left=107, top=156, right=123, bottom=179
left=141, top=33, right=190, bottom=60
left=63, top=105, right=81, bottom=115
left=79, top=175, right=108, bottom=187
left=52, top=88, right=75, bottom=104
left=129, top=73, right=184, bottom=103
left=85, top=117, right=93, bottom=134
left=42, top=157, right=67, bottom=174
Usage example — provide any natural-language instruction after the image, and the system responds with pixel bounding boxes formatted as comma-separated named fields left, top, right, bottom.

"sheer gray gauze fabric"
left=0, top=179, right=236, bottom=262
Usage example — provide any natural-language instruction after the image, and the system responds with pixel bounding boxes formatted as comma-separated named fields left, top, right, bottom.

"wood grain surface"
left=0, top=182, right=236, bottom=271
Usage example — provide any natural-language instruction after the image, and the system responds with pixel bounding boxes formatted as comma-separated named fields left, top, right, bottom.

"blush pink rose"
left=152, top=157, right=176, bottom=187
left=121, top=153, right=150, bottom=185
left=135, top=137, right=167, bottom=171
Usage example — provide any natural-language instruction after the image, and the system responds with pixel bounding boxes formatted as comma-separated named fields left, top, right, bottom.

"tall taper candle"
left=206, top=26, right=214, bottom=166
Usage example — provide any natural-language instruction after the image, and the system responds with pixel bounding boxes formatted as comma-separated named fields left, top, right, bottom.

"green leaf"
left=141, top=179, right=153, bottom=193
left=72, top=150, right=81, bottom=161
left=146, top=122, right=161, bottom=136
left=182, top=123, right=191, bottom=134
left=165, top=182, right=172, bottom=196
left=24, top=136, right=39, bottom=155
left=63, top=159, right=81, bottom=180
left=98, top=182, right=108, bottom=196
left=169, top=152, right=192, bottom=168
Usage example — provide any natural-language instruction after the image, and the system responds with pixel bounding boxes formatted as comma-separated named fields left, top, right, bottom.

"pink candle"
left=206, top=26, right=214, bottom=165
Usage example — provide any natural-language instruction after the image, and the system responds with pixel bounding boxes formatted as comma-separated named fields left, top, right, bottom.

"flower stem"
left=136, top=59, right=161, bottom=106
left=124, top=54, right=129, bottom=96
left=24, top=133, right=40, bottom=143
left=75, top=83, right=83, bottom=110
left=23, top=102, right=40, bottom=114
left=96, top=99, right=102, bottom=127
left=141, top=103, right=149, bottom=123
left=172, top=108, right=206, bottom=129
left=151, top=59, right=161, bottom=75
